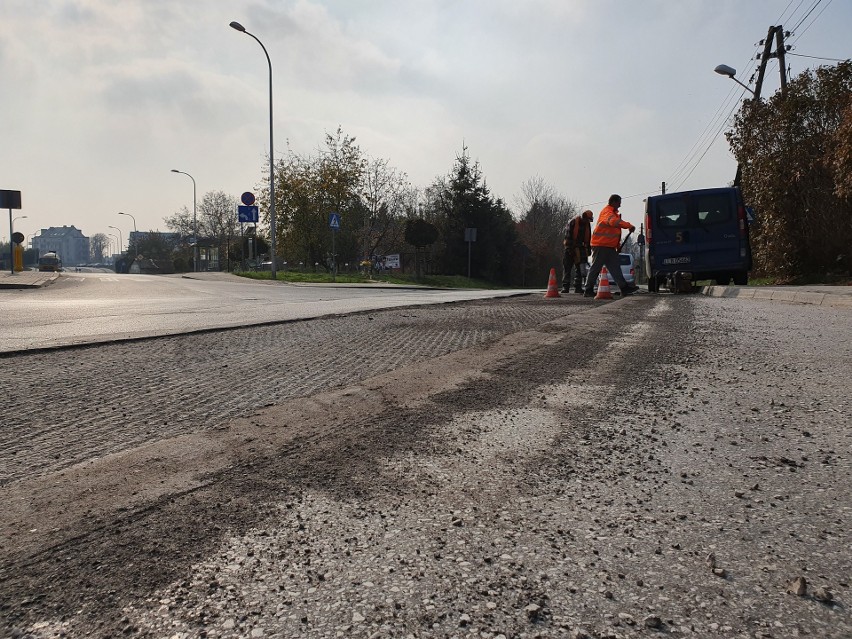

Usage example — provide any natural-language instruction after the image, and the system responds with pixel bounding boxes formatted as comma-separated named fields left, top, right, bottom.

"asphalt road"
left=1, top=291, right=849, bottom=638
left=0, top=272, right=529, bottom=353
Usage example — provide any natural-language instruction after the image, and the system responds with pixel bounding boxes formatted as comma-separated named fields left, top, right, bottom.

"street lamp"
left=715, top=64, right=757, bottom=187
left=12, top=215, right=27, bottom=231
left=714, top=64, right=755, bottom=95
left=170, top=169, right=199, bottom=272
left=107, top=233, right=118, bottom=260
left=118, top=212, right=138, bottom=259
left=230, top=20, right=277, bottom=280
left=107, top=225, right=123, bottom=255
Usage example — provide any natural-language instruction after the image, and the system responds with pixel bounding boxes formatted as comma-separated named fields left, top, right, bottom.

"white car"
left=593, top=253, right=636, bottom=291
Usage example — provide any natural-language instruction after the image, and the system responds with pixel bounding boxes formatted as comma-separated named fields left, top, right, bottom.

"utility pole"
left=661, top=181, right=666, bottom=195
left=733, top=25, right=791, bottom=186
left=774, top=27, right=789, bottom=96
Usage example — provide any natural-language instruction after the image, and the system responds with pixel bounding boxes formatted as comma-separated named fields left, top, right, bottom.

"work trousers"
left=584, top=246, right=630, bottom=294
left=562, top=251, right=588, bottom=292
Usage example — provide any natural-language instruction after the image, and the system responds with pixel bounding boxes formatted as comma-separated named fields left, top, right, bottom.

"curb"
left=701, top=285, right=852, bottom=309
left=0, top=272, right=60, bottom=289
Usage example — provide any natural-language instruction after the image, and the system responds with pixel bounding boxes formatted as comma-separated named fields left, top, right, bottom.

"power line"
left=664, top=52, right=759, bottom=191
left=789, top=0, right=824, bottom=35
left=777, top=0, right=805, bottom=24
left=789, top=0, right=834, bottom=45
left=776, top=0, right=800, bottom=23
left=788, top=52, right=849, bottom=62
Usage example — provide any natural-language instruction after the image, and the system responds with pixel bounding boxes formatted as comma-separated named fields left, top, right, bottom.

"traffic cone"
left=595, top=266, right=614, bottom=300
left=544, top=268, right=561, bottom=298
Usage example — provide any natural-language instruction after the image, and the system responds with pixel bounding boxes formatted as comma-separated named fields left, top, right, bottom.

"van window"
left=697, top=193, right=733, bottom=225
left=656, top=198, right=688, bottom=227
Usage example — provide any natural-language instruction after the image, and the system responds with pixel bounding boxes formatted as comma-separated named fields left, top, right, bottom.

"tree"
left=359, top=156, right=412, bottom=262
left=165, top=191, right=238, bottom=270
left=830, top=97, right=852, bottom=199
left=272, top=128, right=366, bottom=270
left=727, top=61, right=852, bottom=280
left=405, top=218, right=439, bottom=280
left=425, top=146, right=518, bottom=283
left=89, top=233, right=110, bottom=263
left=514, top=177, right=577, bottom=286
left=136, top=231, right=179, bottom=262
left=198, top=191, right=238, bottom=270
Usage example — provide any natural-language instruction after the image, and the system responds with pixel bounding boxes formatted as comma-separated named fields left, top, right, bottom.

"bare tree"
left=89, top=233, right=110, bottom=263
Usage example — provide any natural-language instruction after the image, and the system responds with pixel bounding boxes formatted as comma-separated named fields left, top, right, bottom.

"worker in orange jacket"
left=583, top=194, right=639, bottom=297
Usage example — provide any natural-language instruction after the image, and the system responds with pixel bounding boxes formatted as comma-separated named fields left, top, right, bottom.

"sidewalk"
left=0, top=270, right=59, bottom=289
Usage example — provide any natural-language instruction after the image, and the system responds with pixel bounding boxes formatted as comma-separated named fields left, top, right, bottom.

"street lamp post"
left=230, top=20, right=277, bottom=280
left=714, top=64, right=757, bottom=187
left=713, top=64, right=756, bottom=95
left=107, top=225, right=123, bottom=255
left=170, top=169, right=199, bottom=272
left=107, top=233, right=118, bottom=262
left=118, top=212, right=138, bottom=259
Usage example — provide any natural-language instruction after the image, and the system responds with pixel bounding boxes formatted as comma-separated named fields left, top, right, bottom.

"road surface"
left=1, top=291, right=849, bottom=638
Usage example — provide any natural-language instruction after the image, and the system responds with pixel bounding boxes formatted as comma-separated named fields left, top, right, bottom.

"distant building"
left=31, top=226, right=90, bottom=266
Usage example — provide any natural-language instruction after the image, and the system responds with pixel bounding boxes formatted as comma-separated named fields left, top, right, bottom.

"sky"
left=2, top=0, right=850, bottom=249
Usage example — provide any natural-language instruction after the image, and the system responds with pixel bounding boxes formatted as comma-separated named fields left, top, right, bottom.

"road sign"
left=241, top=192, right=256, bottom=206
left=12, top=231, right=24, bottom=244
left=0, top=190, right=21, bottom=209
left=238, top=205, right=259, bottom=223
left=329, top=212, right=341, bottom=231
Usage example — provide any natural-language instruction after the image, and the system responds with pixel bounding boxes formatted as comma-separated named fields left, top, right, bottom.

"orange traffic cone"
left=595, top=266, right=614, bottom=300
left=544, top=268, right=561, bottom=298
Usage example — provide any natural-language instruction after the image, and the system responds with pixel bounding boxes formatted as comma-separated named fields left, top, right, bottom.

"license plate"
left=662, top=256, right=691, bottom=265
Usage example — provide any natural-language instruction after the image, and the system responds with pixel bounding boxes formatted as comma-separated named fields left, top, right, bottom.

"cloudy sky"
left=2, top=0, right=850, bottom=248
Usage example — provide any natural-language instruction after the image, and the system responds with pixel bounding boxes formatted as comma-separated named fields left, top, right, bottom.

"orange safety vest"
left=591, top=205, right=632, bottom=249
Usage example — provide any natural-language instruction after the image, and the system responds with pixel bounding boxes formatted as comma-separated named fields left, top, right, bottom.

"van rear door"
left=689, top=190, right=742, bottom=270
left=646, top=188, right=745, bottom=275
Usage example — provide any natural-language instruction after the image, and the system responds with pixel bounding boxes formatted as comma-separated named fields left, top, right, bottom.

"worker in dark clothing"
left=562, top=209, right=594, bottom=293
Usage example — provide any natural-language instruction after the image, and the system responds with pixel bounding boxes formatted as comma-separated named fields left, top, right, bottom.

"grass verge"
left=235, top=270, right=507, bottom=289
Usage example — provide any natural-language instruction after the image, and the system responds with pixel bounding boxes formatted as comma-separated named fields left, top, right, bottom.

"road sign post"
left=2, top=190, right=23, bottom=275
left=464, top=227, right=477, bottom=280
left=329, top=213, right=341, bottom=282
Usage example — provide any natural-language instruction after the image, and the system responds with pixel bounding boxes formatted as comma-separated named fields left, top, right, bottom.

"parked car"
left=592, top=253, right=636, bottom=292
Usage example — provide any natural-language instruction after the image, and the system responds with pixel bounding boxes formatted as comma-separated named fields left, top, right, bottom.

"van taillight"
left=645, top=213, right=652, bottom=242
left=737, top=205, right=746, bottom=234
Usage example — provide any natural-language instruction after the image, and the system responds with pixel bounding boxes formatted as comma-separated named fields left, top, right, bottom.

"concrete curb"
left=0, top=272, right=60, bottom=289
left=702, top=284, right=852, bottom=309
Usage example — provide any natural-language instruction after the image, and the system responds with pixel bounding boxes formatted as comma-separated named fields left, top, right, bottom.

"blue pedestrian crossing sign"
left=329, top=212, right=341, bottom=231
left=238, top=205, right=259, bottom=223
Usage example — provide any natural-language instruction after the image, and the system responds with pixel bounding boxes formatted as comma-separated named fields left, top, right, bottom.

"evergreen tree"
left=429, top=146, right=517, bottom=283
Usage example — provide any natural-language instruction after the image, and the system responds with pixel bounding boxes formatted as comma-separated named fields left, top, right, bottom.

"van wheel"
left=715, top=276, right=731, bottom=285
left=733, top=271, right=748, bottom=285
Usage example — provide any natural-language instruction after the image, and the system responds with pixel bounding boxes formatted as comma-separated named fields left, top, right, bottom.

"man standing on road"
left=584, top=194, right=639, bottom=297
left=562, top=209, right=594, bottom=293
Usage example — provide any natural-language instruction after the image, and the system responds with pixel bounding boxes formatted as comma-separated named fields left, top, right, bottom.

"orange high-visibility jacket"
left=591, top=205, right=632, bottom=249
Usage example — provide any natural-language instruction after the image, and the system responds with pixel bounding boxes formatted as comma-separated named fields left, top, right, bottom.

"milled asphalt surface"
left=1, top=270, right=850, bottom=638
